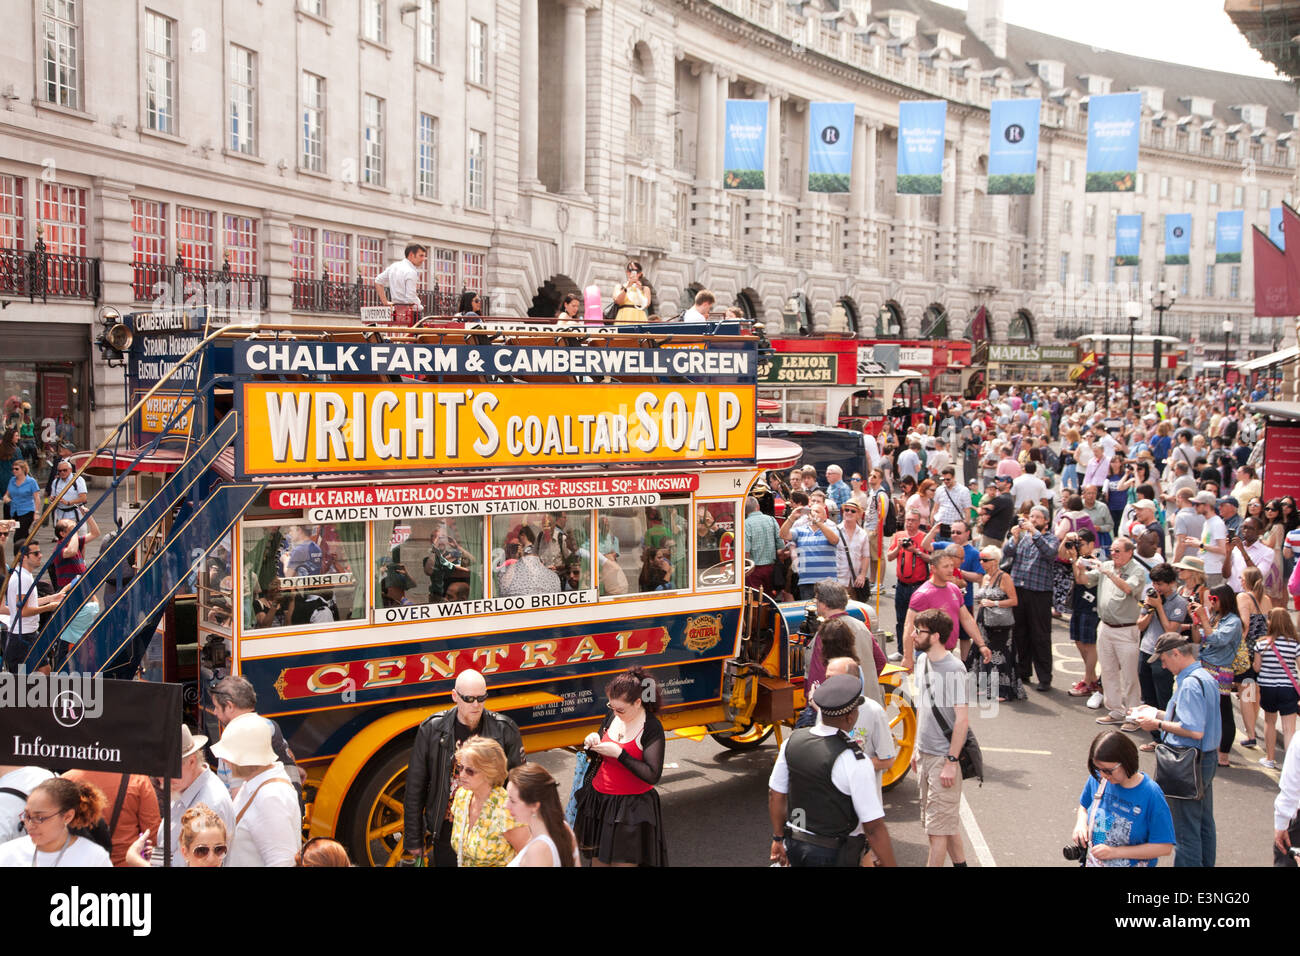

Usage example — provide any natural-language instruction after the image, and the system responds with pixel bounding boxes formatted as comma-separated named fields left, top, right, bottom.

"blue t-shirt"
left=1078, top=773, right=1176, bottom=867
left=6, top=475, right=38, bottom=516
left=792, top=522, right=838, bottom=585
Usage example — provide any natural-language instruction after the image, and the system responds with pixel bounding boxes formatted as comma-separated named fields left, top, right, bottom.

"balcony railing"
left=132, top=256, right=268, bottom=311
left=292, top=271, right=482, bottom=316
left=0, top=239, right=100, bottom=303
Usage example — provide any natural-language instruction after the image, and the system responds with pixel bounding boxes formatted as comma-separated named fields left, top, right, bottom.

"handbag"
left=978, top=572, right=1015, bottom=629
left=1153, top=679, right=1205, bottom=800
left=1232, top=632, right=1254, bottom=677
left=923, top=658, right=984, bottom=785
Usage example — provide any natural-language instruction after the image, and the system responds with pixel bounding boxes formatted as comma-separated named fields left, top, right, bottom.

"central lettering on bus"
left=236, top=383, right=754, bottom=478
left=273, top=627, right=672, bottom=700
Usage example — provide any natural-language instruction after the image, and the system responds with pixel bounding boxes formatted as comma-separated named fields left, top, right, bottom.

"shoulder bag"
left=1154, top=677, right=1206, bottom=800
left=1268, top=641, right=1300, bottom=697
left=978, top=572, right=1015, bottom=629
left=234, top=777, right=296, bottom=826
left=922, top=658, right=984, bottom=785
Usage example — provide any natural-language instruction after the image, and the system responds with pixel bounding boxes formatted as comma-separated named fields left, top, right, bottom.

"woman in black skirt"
left=574, top=667, right=667, bottom=866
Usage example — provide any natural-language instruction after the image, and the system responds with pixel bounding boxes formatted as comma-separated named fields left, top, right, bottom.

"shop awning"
left=1247, top=401, right=1300, bottom=422
left=1236, top=346, right=1299, bottom=373
left=69, top=447, right=188, bottom=476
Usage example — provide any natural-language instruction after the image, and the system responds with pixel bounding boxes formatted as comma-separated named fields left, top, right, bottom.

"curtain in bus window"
left=492, top=509, right=591, bottom=597
left=374, top=516, right=484, bottom=606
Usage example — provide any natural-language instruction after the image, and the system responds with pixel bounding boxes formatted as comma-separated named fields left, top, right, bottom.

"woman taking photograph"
left=1235, top=567, right=1271, bottom=751
left=973, top=545, right=1024, bottom=703
left=1069, top=731, right=1175, bottom=867
left=575, top=666, right=668, bottom=866
left=0, top=777, right=111, bottom=867
left=1254, top=607, right=1300, bottom=771
left=611, top=261, right=651, bottom=324
left=449, top=737, right=530, bottom=866
left=1190, top=584, right=1243, bottom=767
left=505, top=764, right=579, bottom=867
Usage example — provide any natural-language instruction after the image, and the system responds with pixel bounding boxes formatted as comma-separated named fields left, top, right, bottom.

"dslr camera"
left=1062, top=843, right=1086, bottom=862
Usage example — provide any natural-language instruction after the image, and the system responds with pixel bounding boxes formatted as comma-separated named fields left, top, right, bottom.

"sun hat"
left=210, top=712, right=277, bottom=766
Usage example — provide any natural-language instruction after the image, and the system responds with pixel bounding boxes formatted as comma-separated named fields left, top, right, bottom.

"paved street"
left=534, top=615, right=1287, bottom=867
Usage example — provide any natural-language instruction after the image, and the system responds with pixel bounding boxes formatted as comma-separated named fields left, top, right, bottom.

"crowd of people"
left=753, top=374, right=1300, bottom=867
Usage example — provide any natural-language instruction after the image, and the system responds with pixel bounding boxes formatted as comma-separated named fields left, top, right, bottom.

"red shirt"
left=592, top=731, right=653, bottom=795
left=894, top=532, right=930, bottom=583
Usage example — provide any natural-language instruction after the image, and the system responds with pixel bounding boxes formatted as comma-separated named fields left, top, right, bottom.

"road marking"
left=960, top=793, right=996, bottom=868
left=980, top=746, right=1052, bottom=755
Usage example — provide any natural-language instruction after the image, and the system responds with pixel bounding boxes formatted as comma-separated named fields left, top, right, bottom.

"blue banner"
left=987, top=99, right=1040, bottom=195
left=1164, top=213, right=1191, bottom=265
left=1270, top=206, right=1286, bottom=250
left=1085, top=91, right=1141, bottom=192
left=1216, top=210, right=1244, bottom=263
left=897, top=100, right=947, bottom=195
left=807, top=102, right=855, bottom=193
left=723, top=99, right=768, bottom=190
left=1115, top=214, right=1142, bottom=266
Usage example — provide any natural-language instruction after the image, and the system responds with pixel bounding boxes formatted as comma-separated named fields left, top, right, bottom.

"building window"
left=1061, top=200, right=1072, bottom=234
left=469, top=19, right=488, bottom=86
left=417, top=0, right=437, bottom=65
left=417, top=113, right=438, bottom=199
left=131, top=199, right=167, bottom=265
left=467, top=129, right=486, bottom=209
left=299, top=0, right=325, bottom=14
left=224, top=215, right=258, bottom=273
left=1185, top=179, right=1196, bottom=201
left=1233, top=184, right=1245, bottom=206
left=1209, top=182, right=1220, bottom=204
left=301, top=73, right=325, bottom=172
left=1107, top=257, right=1116, bottom=284
left=362, top=0, right=384, bottom=43
left=358, top=236, right=384, bottom=282
left=1085, top=203, right=1097, bottom=235
left=363, top=94, right=384, bottom=186
left=1180, top=266, right=1189, bottom=296
left=36, top=183, right=87, bottom=256
left=40, top=0, right=80, bottom=109
left=0, top=176, right=24, bottom=250
left=321, top=229, right=351, bottom=280
left=1058, top=252, right=1069, bottom=285
left=229, top=45, right=256, bottom=155
left=1063, top=158, right=1074, bottom=184
left=1230, top=265, right=1241, bottom=298
left=1135, top=172, right=1145, bottom=194
left=290, top=225, right=316, bottom=279
left=1259, top=188, right=1271, bottom=210
left=1159, top=176, right=1170, bottom=198
left=1205, top=264, right=1215, bottom=297
left=176, top=206, right=214, bottom=269
left=462, top=251, right=484, bottom=294
left=1083, top=253, right=1095, bottom=283
left=434, top=247, right=457, bottom=292
left=144, top=10, right=177, bottom=135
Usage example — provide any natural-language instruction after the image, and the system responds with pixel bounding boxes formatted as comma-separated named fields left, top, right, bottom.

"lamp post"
left=1125, top=300, right=1141, bottom=409
left=1149, top=281, right=1176, bottom=386
left=1221, top=317, right=1233, bottom=383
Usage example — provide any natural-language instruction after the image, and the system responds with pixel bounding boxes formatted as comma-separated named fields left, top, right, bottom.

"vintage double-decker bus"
left=24, top=309, right=915, bottom=865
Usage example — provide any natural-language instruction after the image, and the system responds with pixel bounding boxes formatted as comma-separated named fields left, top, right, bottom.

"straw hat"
left=1171, top=556, right=1204, bottom=574
left=180, top=723, right=208, bottom=759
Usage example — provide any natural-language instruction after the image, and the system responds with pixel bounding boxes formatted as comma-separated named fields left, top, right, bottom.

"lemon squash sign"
left=236, top=383, right=756, bottom=477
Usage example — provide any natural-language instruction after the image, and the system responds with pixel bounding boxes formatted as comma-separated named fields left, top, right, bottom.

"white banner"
left=377, top=588, right=598, bottom=623
left=306, top=492, right=660, bottom=524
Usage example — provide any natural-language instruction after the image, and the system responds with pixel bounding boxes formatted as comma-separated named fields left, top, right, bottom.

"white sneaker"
left=1260, top=758, right=1278, bottom=770
left=1086, top=691, right=1104, bottom=709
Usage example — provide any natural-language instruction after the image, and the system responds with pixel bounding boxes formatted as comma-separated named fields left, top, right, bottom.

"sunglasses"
left=457, top=693, right=488, bottom=704
left=842, top=506, right=861, bottom=513
left=458, top=765, right=478, bottom=778
left=980, top=557, right=996, bottom=563
left=1094, top=763, right=1123, bottom=778
left=190, top=843, right=228, bottom=859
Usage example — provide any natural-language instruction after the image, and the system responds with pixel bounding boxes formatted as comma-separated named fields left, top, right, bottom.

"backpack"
left=881, top=496, right=899, bottom=537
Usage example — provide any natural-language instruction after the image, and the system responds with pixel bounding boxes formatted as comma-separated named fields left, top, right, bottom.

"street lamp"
left=1222, top=317, right=1233, bottom=382
left=1149, top=281, right=1177, bottom=386
left=1125, top=300, right=1141, bottom=408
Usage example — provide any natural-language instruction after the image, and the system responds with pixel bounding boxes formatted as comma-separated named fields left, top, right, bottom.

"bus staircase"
left=18, top=357, right=258, bottom=677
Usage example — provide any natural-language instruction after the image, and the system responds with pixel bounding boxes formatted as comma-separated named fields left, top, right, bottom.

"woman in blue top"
left=2, top=459, right=41, bottom=557
left=1102, top=457, right=1135, bottom=535
left=1191, top=584, right=1243, bottom=767
left=1070, top=730, right=1175, bottom=867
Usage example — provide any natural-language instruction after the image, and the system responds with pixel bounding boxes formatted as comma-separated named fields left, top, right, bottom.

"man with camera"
left=1136, top=563, right=1190, bottom=750
left=1083, top=537, right=1147, bottom=732
left=1065, top=530, right=1102, bottom=703
left=886, top=510, right=930, bottom=640
left=1006, top=506, right=1060, bottom=691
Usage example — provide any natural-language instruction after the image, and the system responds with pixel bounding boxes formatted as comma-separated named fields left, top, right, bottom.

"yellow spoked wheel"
left=342, top=746, right=411, bottom=867
left=710, top=721, right=776, bottom=752
left=880, top=685, right=917, bottom=791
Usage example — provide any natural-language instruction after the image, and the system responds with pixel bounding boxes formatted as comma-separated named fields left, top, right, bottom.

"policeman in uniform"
left=768, top=674, right=897, bottom=866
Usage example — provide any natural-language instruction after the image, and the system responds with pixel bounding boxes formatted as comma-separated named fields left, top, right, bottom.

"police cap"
left=812, top=673, right=865, bottom=718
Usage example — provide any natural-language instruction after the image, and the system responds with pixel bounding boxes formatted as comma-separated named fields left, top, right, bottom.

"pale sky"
left=934, top=0, right=1285, bottom=80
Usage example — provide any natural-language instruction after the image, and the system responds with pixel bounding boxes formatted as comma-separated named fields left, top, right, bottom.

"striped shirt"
left=744, top=511, right=782, bottom=566
left=792, top=521, right=839, bottom=585
left=1257, top=637, right=1300, bottom=689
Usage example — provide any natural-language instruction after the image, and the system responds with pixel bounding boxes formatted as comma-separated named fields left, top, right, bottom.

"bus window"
left=695, top=502, right=738, bottom=587
left=373, top=517, right=484, bottom=607
left=601, top=501, right=691, bottom=594
left=242, top=521, right=367, bottom=630
left=491, top=509, right=592, bottom=597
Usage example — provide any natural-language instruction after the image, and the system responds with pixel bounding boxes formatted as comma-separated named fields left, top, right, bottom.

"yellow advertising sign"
left=237, top=383, right=755, bottom=477
left=139, top=391, right=194, bottom=436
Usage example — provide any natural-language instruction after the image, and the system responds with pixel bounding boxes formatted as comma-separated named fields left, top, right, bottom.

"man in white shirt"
left=1188, top=491, right=1228, bottom=587
left=373, top=243, right=428, bottom=323
left=932, top=467, right=971, bottom=529
left=861, top=427, right=882, bottom=471
left=151, top=724, right=236, bottom=867
left=212, top=713, right=301, bottom=867
left=5, top=543, right=66, bottom=661
left=927, top=439, right=952, bottom=479
left=1274, top=730, right=1300, bottom=865
left=1011, top=462, right=1050, bottom=511
left=898, top=440, right=922, bottom=482
left=1226, top=517, right=1276, bottom=592
left=682, top=288, right=716, bottom=323
left=47, top=460, right=87, bottom=523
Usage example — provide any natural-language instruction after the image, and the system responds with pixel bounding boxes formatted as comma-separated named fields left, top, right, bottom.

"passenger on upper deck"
left=682, top=289, right=715, bottom=323
left=611, top=260, right=652, bottom=324
left=373, top=242, right=427, bottom=325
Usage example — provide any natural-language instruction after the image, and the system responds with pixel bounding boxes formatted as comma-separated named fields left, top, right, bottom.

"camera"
left=902, top=539, right=914, bottom=549
left=1146, top=587, right=1157, bottom=601
left=1062, top=843, right=1086, bottom=862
